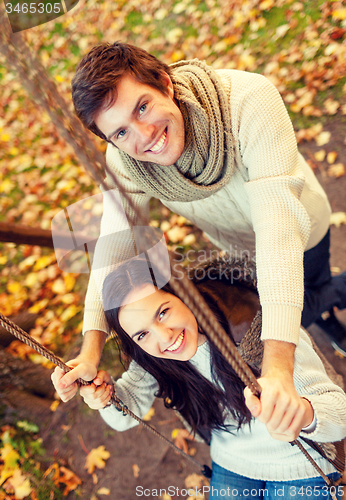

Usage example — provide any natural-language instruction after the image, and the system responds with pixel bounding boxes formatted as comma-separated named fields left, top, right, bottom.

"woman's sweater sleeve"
left=99, top=361, right=159, bottom=432
left=238, top=73, right=311, bottom=346
left=295, top=330, right=346, bottom=443
left=82, top=145, right=151, bottom=335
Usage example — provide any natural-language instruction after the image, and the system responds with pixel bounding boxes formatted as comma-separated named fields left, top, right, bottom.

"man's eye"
left=117, top=129, right=127, bottom=139
left=139, top=103, right=147, bottom=115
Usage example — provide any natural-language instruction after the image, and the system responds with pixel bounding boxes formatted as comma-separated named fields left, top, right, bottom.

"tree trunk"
left=0, top=347, right=55, bottom=424
left=0, top=221, right=72, bottom=248
left=0, top=312, right=39, bottom=348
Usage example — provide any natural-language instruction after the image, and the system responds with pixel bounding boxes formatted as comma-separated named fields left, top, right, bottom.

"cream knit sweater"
left=99, top=328, right=346, bottom=481
left=83, top=69, right=331, bottom=345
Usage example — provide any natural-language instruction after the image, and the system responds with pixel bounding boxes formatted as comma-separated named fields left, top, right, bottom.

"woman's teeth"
left=149, top=129, right=167, bottom=152
left=166, top=331, right=184, bottom=352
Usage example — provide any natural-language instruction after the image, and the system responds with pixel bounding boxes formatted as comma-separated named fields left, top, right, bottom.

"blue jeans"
left=209, top=462, right=343, bottom=499
left=302, top=229, right=346, bottom=328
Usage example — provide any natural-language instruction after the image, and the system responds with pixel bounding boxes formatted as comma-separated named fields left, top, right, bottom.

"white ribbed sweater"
left=83, top=69, right=331, bottom=345
left=99, top=328, right=346, bottom=481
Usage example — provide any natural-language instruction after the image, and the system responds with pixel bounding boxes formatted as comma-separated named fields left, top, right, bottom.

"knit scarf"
left=118, top=59, right=235, bottom=202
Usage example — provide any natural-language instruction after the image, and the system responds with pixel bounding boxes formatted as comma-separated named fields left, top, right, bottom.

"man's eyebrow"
left=131, top=301, right=169, bottom=339
left=106, top=93, right=151, bottom=141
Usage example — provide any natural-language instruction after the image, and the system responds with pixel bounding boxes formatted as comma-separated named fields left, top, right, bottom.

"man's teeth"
left=149, top=129, right=166, bottom=152
left=166, top=331, right=184, bottom=352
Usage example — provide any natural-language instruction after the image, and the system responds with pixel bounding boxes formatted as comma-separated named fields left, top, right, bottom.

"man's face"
left=95, top=73, right=185, bottom=166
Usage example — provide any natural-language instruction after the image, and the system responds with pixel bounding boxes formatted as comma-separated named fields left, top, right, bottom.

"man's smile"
left=146, top=128, right=167, bottom=154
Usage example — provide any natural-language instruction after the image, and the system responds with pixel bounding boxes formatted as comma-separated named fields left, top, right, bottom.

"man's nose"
left=133, top=121, right=155, bottom=141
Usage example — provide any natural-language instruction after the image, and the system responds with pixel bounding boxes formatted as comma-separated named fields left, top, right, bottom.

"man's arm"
left=244, top=339, right=313, bottom=441
left=51, top=330, right=107, bottom=402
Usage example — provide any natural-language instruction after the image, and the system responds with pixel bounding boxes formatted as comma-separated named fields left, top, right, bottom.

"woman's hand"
left=80, top=370, right=113, bottom=410
left=244, top=381, right=314, bottom=442
left=51, top=356, right=98, bottom=402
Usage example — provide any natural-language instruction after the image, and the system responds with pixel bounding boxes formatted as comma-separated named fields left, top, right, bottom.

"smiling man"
left=52, top=41, right=346, bottom=436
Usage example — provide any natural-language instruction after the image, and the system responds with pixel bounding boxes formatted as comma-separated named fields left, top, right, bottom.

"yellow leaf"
left=332, top=8, right=346, bottom=21
left=0, top=178, right=15, bottom=194
left=24, top=272, right=39, bottom=288
left=28, top=299, right=49, bottom=313
left=132, top=463, right=140, bottom=478
left=315, top=131, right=331, bottom=146
left=0, top=133, right=10, bottom=142
left=327, top=152, right=338, bottom=164
left=97, top=487, right=111, bottom=495
left=52, top=278, right=66, bottom=295
left=85, top=446, right=110, bottom=474
left=314, top=150, right=326, bottom=162
left=64, top=274, right=76, bottom=292
left=50, top=400, right=60, bottom=412
left=33, top=254, right=56, bottom=271
left=330, top=212, right=346, bottom=228
left=7, top=469, right=32, bottom=499
left=7, top=282, right=24, bottom=295
left=1, top=444, right=20, bottom=470
left=142, top=407, right=155, bottom=421
left=0, top=256, right=7, bottom=265
left=60, top=304, right=81, bottom=322
left=328, top=163, right=345, bottom=178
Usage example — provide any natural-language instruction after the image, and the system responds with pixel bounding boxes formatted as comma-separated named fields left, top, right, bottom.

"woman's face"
left=118, top=285, right=205, bottom=360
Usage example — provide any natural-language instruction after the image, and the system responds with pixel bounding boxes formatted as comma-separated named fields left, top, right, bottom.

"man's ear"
left=161, top=72, right=174, bottom=98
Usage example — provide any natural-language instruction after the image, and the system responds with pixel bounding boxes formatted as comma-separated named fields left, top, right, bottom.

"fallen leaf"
left=50, top=400, right=60, bottom=412
left=85, top=446, right=110, bottom=474
left=327, top=151, right=337, bottom=164
left=315, top=131, right=331, bottom=146
left=328, top=163, right=345, bottom=178
left=6, top=469, right=32, bottom=499
left=142, top=407, right=155, bottom=421
left=132, top=463, right=140, bottom=478
left=330, top=212, right=346, bottom=228
left=59, top=466, right=81, bottom=495
left=97, top=487, right=111, bottom=495
left=314, top=150, right=326, bottom=162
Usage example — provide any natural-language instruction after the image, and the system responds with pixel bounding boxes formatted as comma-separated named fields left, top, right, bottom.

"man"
left=52, top=42, right=346, bottom=439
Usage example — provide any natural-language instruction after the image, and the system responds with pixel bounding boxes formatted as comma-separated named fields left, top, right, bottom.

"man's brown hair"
left=71, top=42, right=172, bottom=141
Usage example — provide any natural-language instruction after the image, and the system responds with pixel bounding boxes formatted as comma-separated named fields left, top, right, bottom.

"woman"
left=78, top=256, right=346, bottom=499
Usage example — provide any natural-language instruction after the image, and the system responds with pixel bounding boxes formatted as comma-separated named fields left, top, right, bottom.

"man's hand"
left=51, top=357, right=98, bottom=402
left=244, top=380, right=314, bottom=442
left=243, top=339, right=314, bottom=441
left=79, top=370, right=113, bottom=410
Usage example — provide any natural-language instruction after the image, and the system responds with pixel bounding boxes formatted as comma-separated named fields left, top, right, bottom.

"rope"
left=0, top=16, right=341, bottom=492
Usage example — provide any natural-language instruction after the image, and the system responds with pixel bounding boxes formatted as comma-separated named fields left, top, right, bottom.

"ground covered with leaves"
left=0, top=0, right=346, bottom=498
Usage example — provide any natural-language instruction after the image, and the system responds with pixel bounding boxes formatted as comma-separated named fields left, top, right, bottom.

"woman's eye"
left=159, top=308, right=169, bottom=320
left=137, top=332, right=147, bottom=341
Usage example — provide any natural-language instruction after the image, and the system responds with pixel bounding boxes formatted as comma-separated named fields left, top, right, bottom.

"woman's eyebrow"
left=131, top=301, right=170, bottom=339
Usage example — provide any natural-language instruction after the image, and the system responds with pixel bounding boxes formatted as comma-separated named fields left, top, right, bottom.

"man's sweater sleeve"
left=239, top=73, right=311, bottom=345
left=99, top=361, right=159, bottom=431
left=83, top=145, right=151, bottom=335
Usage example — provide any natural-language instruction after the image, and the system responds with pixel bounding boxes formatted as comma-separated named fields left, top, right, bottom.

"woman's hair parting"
left=102, top=257, right=255, bottom=438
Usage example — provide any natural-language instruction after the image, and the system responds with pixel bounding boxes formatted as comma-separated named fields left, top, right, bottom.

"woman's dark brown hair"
left=72, top=42, right=172, bottom=141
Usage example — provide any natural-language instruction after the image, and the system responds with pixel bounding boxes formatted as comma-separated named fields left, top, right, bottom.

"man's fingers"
left=244, top=387, right=261, bottom=417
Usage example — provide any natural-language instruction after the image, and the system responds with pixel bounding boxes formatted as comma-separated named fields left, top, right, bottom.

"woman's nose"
left=153, top=325, right=174, bottom=345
